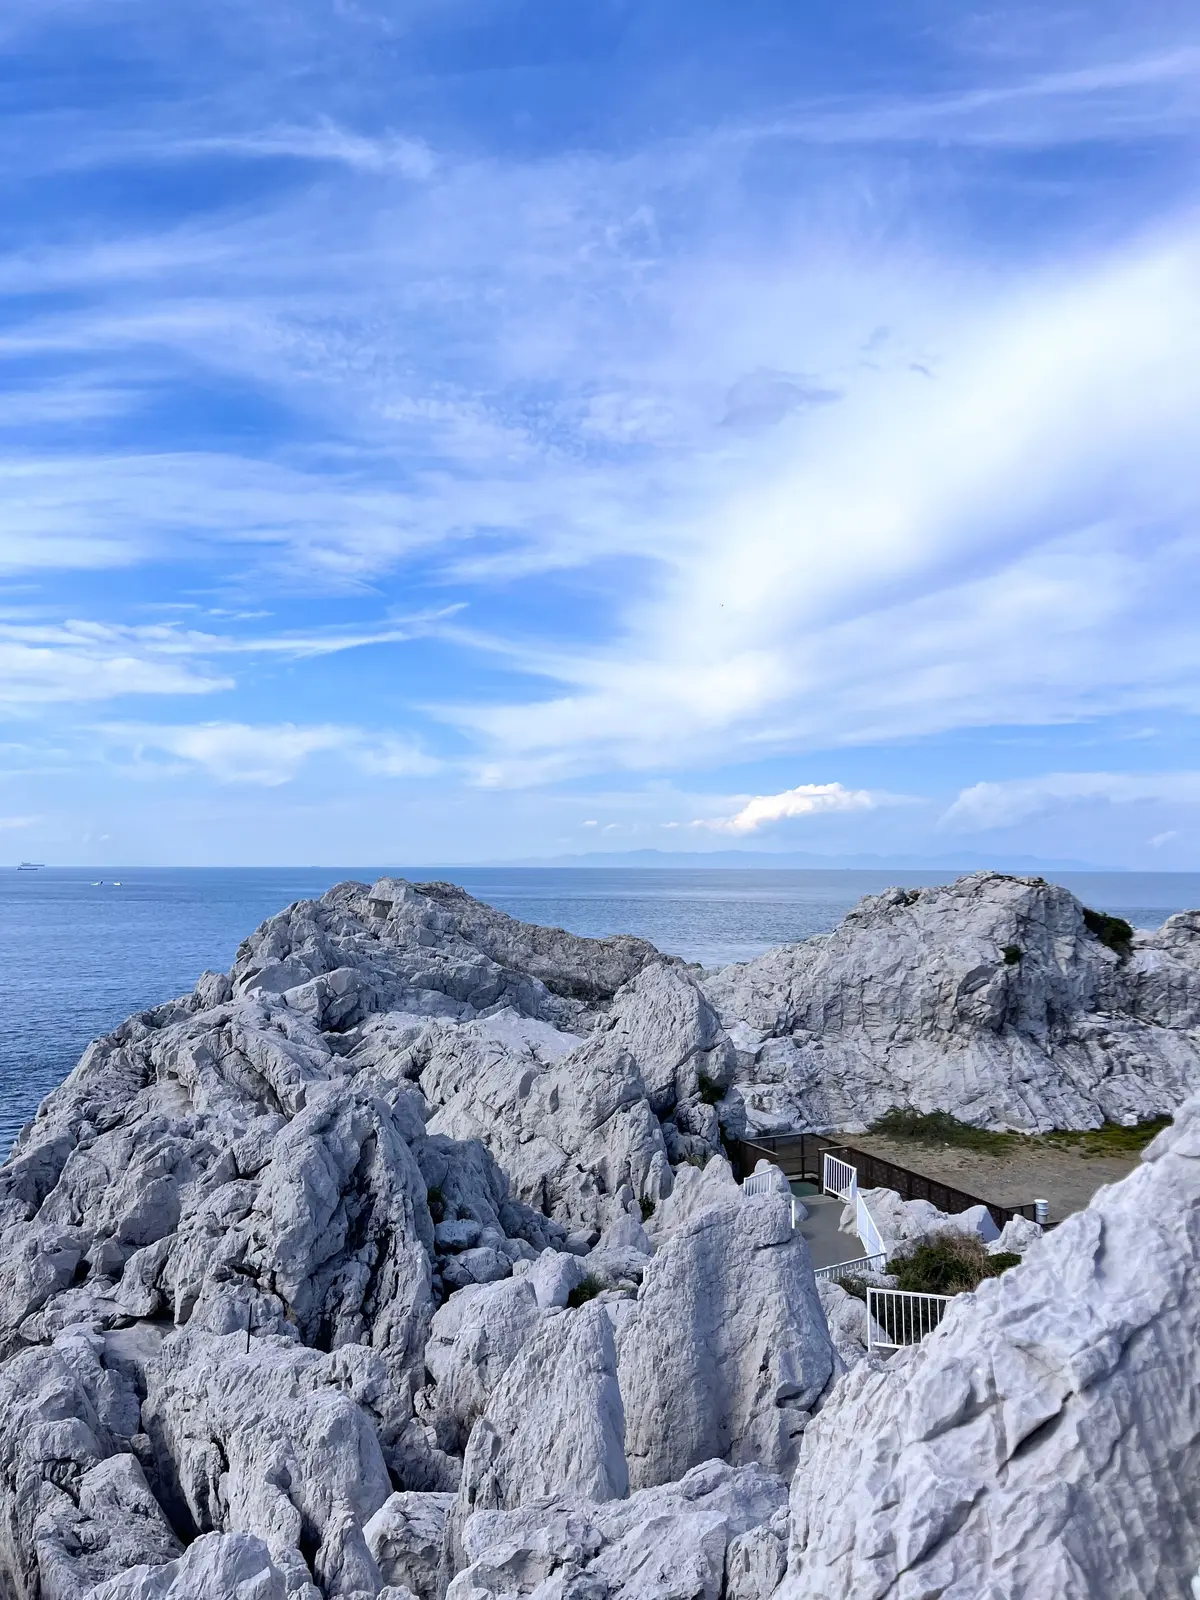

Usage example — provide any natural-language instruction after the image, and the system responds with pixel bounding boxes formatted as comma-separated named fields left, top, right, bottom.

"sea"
left=4, top=865, right=1200, bottom=1155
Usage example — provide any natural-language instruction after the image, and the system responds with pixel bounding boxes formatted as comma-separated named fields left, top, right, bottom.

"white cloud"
left=943, top=772, right=1200, bottom=831
left=0, top=628, right=232, bottom=706
left=100, top=721, right=441, bottom=786
left=1, top=22, right=1199, bottom=802
left=744, top=46, right=1200, bottom=149
left=700, top=782, right=879, bottom=834
left=448, top=220, right=1200, bottom=781
left=0, top=815, right=37, bottom=829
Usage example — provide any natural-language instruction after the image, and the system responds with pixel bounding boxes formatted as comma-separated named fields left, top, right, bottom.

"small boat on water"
left=17, top=862, right=44, bottom=871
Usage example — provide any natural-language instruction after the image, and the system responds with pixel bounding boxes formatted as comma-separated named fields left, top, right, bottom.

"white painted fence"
left=742, top=1169, right=780, bottom=1197
left=856, top=1192, right=887, bottom=1261
left=812, top=1251, right=887, bottom=1284
left=823, top=1153, right=857, bottom=1201
left=742, top=1168, right=804, bottom=1231
left=866, top=1287, right=953, bottom=1352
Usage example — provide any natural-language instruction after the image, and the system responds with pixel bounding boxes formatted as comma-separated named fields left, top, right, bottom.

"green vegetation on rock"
left=1043, top=1117, right=1171, bottom=1158
left=869, top=1107, right=1016, bottom=1155
left=890, top=1231, right=1021, bottom=1295
left=1082, top=906, right=1135, bottom=955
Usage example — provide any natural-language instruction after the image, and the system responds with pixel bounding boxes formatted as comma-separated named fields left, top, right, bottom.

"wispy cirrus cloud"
left=0, top=613, right=453, bottom=707
left=98, top=722, right=442, bottom=786
left=943, top=772, right=1200, bottom=831
left=2, top=0, right=1200, bottom=863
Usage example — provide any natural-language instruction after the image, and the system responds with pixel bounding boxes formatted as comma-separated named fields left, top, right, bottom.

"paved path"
left=792, top=1186, right=862, bottom=1269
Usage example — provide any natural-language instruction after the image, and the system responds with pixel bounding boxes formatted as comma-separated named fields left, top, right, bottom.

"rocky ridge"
left=705, top=870, right=1200, bottom=1132
left=1, top=870, right=1199, bottom=1598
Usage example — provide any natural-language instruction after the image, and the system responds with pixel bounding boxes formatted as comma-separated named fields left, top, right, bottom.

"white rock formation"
left=618, top=1194, right=834, bottom=1487
left=447, top=1459, right=787, bottom=1600
left=780, top=1098, right=1200, bottom=1599
left=363, top=1493, right=452, bottom=1600
left=454, top=1302, right=629, bottom=1520
left=3, top=872, right=1200, bottom=1599
left=705, top=872, right=1200, bottom=1132
left=844, top=1186, right=1000, bottom=1254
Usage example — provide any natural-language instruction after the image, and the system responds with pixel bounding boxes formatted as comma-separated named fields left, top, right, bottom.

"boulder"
left=82, top=1532, right=289, bottom=1599
left=618, top=1195, right=834, bottom=1488
left=846, top=1187, right=999, bottom=1254
left=448, top=1459, right=787, bottom=1600
left=454, top=1303, right=628, bottom=1532
left=363, top=1492, right=453, bottom=1600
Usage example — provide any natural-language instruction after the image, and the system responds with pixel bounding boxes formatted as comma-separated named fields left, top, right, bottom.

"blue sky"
left=3, top=0, right=1200, bottom=867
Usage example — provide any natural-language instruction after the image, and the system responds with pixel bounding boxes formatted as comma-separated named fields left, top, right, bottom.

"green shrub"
left=987, top=1251, right=1022, bottom=1274
left=426, top=1185, right=445, bottom=1224
left=1043, top=1116, right=1170, bottom=1157
left=697, top=1076, right=725, bottom=1105
left=1002, top=944, right=1023, bottom=966
left=890, top=1230, right=1019, bottom=1295
left=567, top=1275, right=603, bottom=1308
left=639, top=1196, right=656, bottom=1221
left=869, top=1107, right=1015, bottom=1155
left=1082, top=907, right=1134, bottom=955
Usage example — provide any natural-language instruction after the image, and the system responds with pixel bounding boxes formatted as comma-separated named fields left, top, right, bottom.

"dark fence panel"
left=730, top=1130, right=1038, bottom=1233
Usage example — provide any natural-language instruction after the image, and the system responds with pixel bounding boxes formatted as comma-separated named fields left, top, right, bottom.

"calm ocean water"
left=3, top=865, right=1199, bottom=1154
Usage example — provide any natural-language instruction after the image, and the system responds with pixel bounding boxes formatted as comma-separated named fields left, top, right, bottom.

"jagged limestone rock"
left=447, top=1459, right=787, bottom=1600
left=363, top=1493, right=453, bottom=1600
left=453, top=1303, right=628, bottom=1527
left=780, top=1099, right=1200, bottom=1599
left=5, top=874, right=1200, bottom=1599
left=705, top=872, right=1200, bottom=1132
left=618, top=1194, right=834, bottom=1488
left=83, top=1532, right=290, bottom=1599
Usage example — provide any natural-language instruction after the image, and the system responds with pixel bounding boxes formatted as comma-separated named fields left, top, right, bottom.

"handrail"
left=813, top=1251, right=887, bottom=1283
left=866, top=1286, right=953, bottom=1352
left=729, top=1131, right=1040, bottom=1232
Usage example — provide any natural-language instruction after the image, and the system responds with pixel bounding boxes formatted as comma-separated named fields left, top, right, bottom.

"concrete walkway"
left=791, top=1183, right=863, bottom=1270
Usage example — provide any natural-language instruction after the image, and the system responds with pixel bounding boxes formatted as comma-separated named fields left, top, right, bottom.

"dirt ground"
left=845, top=1132, right=1144, bottom=1224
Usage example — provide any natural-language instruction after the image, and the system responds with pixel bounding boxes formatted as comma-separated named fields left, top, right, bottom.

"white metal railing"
left=856, top=1192, right=886, bottom=1260
left=866, top=1287, right=953, bottom=1352
left=813, top=1251, right=887, bottom=1284
left=823, top=1153, right=857, bottom=1201
left=742, top=1169, right=780, bottom=1197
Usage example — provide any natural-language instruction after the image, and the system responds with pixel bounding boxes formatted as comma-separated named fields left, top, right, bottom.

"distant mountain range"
left=500, top=848, right=1115, bottom=872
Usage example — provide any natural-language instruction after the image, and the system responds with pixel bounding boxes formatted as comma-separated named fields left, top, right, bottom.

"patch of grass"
left=988, top=1251, right=1023, bottom=1274
left=639, top=1196, right=656, bottom=1221
left=890, top=1231, right=1019, bottom=1296
left=567, top=1275, right=603, bottom=1308
left=1041, top=1117, right=1170, bottom=1158
left=1002, top=944, right=1023, bottom=966
left=697, top=1075, right=725, bottom=1105
left=1082, top=907, right=1135, bottom=956
left=868, top=1107, right=1016, bottom=1155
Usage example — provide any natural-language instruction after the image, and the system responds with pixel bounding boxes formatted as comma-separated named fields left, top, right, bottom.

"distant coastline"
left=497, top=848, right=1117, bottom=872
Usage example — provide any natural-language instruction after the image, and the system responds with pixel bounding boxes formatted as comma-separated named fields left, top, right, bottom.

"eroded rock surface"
left=706, top=872, right=1200, bottom=1132
left=3, top=873, right=1199, bottom=1599
left=780, top=1100, right=1200, bottom=1599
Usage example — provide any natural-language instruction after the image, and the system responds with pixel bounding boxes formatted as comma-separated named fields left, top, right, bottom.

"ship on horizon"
left=16, top=862, right=44, bottom=870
